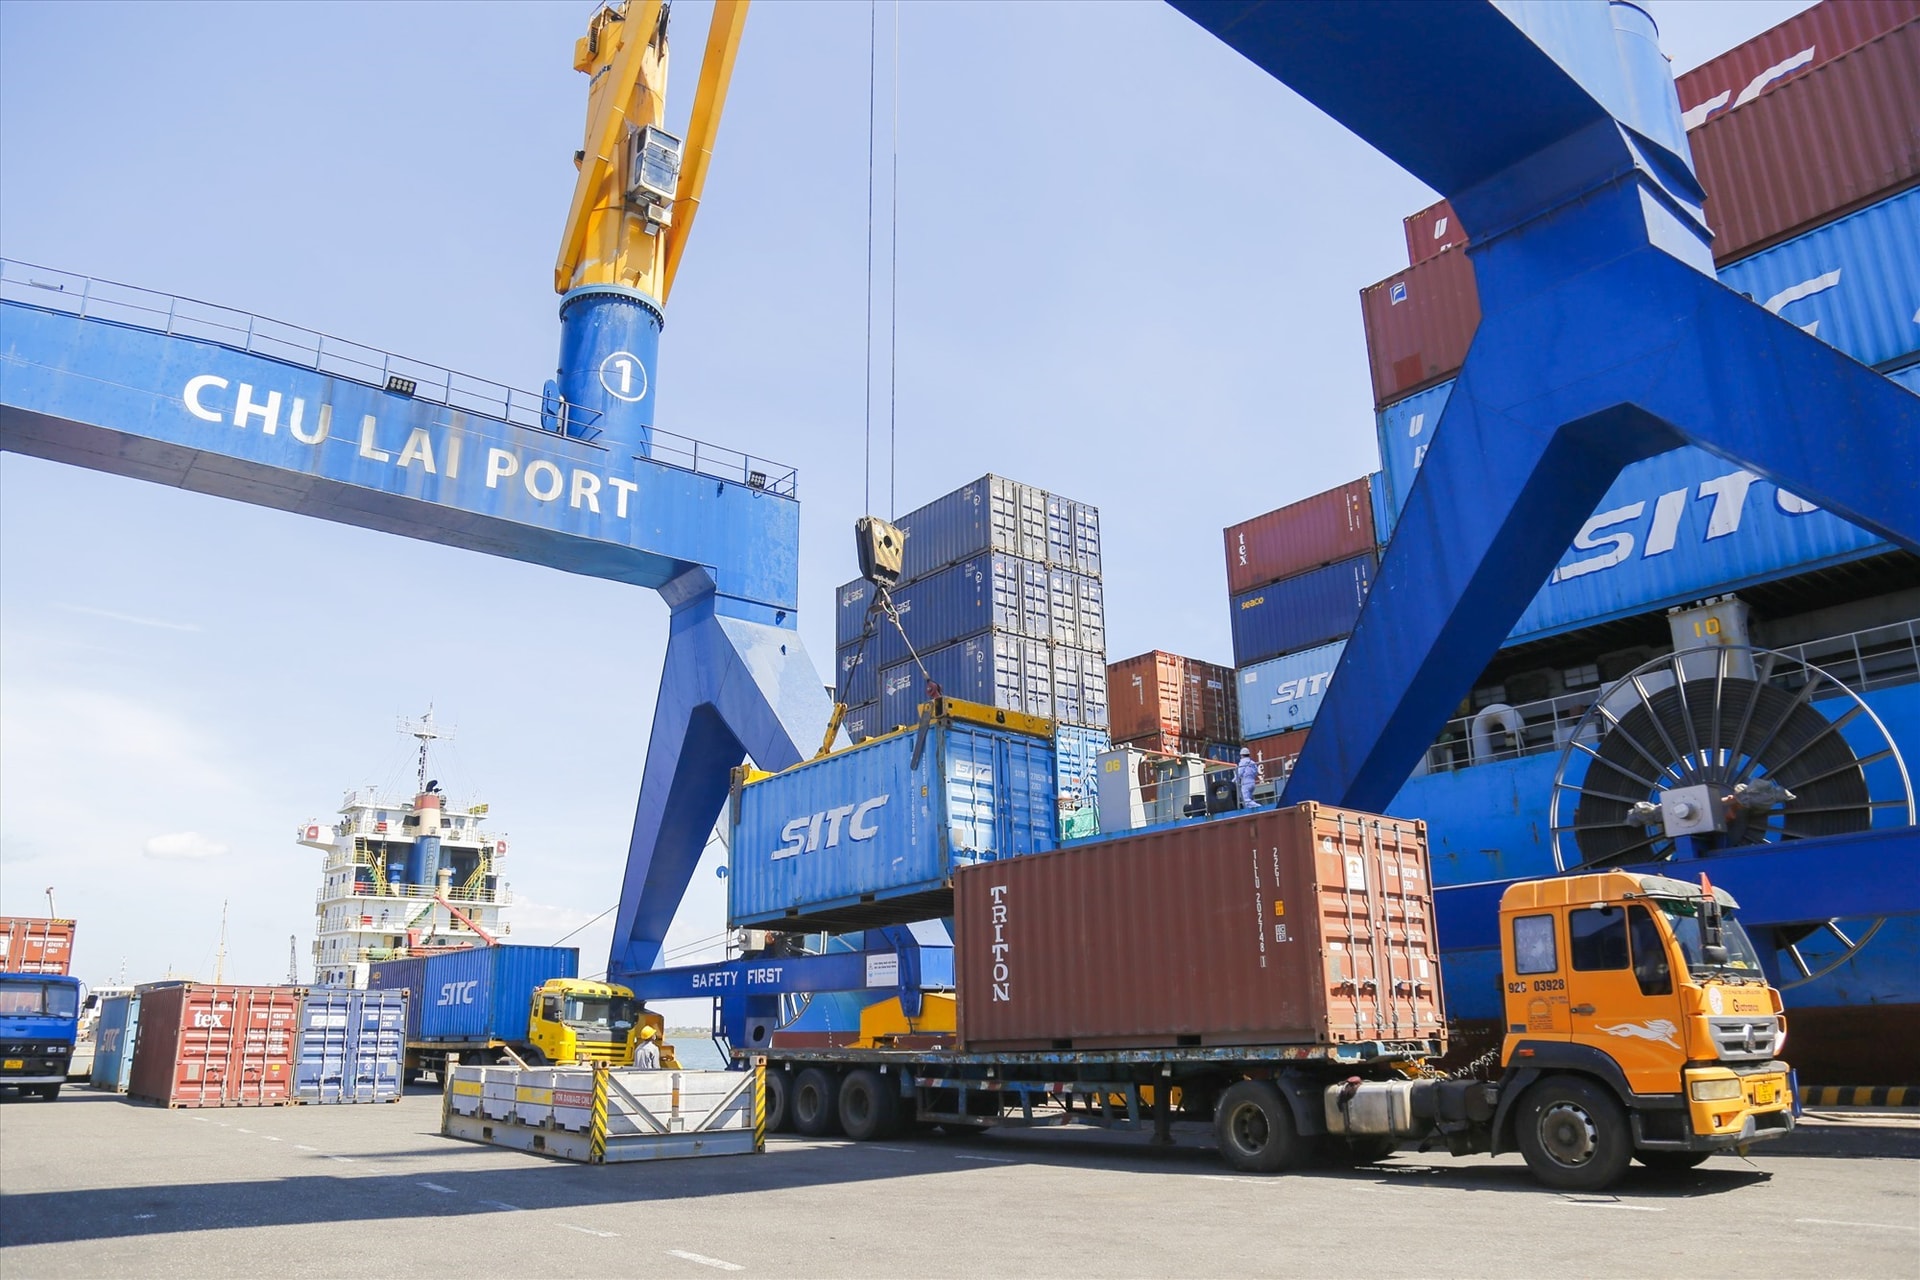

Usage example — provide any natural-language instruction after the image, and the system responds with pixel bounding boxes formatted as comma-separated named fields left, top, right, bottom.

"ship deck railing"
left=1414, top=617, right=1920, bottom=777
left=315, top=883, right=512, bottom=905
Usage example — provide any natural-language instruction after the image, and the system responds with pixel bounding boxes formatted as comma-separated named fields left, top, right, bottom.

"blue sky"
left=0, top=0, right=1815, bottom=999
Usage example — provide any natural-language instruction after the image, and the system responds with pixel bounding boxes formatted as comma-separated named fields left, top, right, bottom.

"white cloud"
left=56, top=603, right=201, bottom=632
left=145, top=831, right=229, bottom=860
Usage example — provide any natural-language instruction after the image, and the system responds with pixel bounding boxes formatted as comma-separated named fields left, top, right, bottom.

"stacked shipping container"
left=831, top=474, right=1110, bottom=808
left=1366, top=8, right=1919, bottom=649
left=128, top=983, right=303, bottom=1108
left=1220, top=477, right=1387, bottom=792
left=1106, top=650, right=1238, bottom=759
left=0, top=917, right=76, bottom=974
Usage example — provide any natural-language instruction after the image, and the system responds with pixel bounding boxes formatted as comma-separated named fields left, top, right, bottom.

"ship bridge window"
left=1563, top=663, right=1600, bottom=690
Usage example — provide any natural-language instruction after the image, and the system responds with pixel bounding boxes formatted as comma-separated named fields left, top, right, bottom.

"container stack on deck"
left=833, top=474, right=1110, bottom=811
left=1221, top=477, right=1388, bottom=790
left=1104, top=650, right=1239, bottom=762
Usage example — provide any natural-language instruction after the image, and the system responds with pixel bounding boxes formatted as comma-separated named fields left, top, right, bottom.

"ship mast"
left=400, top=707, right=452, bottom=795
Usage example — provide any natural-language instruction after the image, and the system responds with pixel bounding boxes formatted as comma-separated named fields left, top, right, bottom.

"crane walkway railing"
left=0, top=258, right=798, bottom=497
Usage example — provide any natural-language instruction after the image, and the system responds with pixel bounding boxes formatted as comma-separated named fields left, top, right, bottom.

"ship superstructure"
left=299, top=712, right=510, bottom=988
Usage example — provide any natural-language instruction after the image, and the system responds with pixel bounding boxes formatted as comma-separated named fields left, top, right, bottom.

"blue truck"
left=0, top=972, right=83, bottom=1100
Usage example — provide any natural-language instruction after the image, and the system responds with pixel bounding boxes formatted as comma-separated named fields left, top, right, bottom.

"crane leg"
left=608, top=574, right=836, bottom=982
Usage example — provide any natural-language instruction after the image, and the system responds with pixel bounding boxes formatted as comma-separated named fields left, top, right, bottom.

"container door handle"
left=1571, top=1003, right=1595, bottom=1016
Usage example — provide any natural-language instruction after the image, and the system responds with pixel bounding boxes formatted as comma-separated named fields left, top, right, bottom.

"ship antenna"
left=213, top=899, right=229, bottom=986
left=288, top=934, right=300, bottom=985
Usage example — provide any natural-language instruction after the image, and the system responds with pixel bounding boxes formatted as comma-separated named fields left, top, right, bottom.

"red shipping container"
left=1677, top=0, right=1917, bottom=127
left=0, top=917, right=76, bottom=975
left=1244, top=728, right=1311, bottom=782
left=128, top=984, right=303, bottom=1108
left=1359, top=248, right=1480, bottom=409
left=1107, top=652, right=1238, bottom=744
left=1404, top=198, right=1469, bottom=267
left=954, top=803, right=1442, bottom=1051
left=1223, top=477, right=1381, bottom=595
left=1692, top=21, right=1920, bottom=265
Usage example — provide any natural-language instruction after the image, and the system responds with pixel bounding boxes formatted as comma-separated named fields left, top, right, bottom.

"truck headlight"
left=1690, top=1078, right=1742, bottom=1101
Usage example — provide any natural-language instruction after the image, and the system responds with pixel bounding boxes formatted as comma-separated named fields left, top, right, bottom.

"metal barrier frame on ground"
left=442, top=1058, right=765, bottom=1163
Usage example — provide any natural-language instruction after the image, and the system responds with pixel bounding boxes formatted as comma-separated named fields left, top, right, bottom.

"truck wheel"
left=1634, top=1150, right=1710, bottom=1172
left=519, top=1046, right=550, bottom=1067
left=791, top=1068, right=843, bottom=1137
left=1516, top=1076, right=1633, bottom=1192
left=764, top=1069, right=792, bottom=1133
left=839, top=1069, right=901, bottom=1141
left=1214, top=1080, right=1301, bottom=1174
left=35, top=1084, right=62, bottom=1101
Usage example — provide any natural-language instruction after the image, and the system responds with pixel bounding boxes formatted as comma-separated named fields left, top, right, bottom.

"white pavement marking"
left=480, top=1200, right=523, bottom=1212
left=953, top=1154, right=1016, bottom=1163
left=236, top=1128, right=253, bottom=1134
left=560, top=1224, right=620, bottom=1238
left=667, top=1249, right=745, bottom=1271
left=418, top=1182, right=456, bottom=1194
left=1794, top=1218, right=1920, bottom=1232
left=190, top=1117, right=208, bottom=1123
left=133, top=1214, right=157, bottom=1220
left=1558, top=1200, right=1665, bottom=1212
left=293, top=1144, right=318, bottom=1151
left=325, top=1155, right=357, bottom=1163
left=262, top=1136, right=282, bottom=1142
left=867, top=1146, right=916, bottom=1153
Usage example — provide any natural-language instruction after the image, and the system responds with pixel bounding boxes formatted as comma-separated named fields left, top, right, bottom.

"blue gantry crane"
left=1, top=1, right=1914, bottom=1018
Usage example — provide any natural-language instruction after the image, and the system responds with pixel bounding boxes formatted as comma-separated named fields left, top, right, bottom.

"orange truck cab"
left=1490, top=869, right=1794, bottom=1187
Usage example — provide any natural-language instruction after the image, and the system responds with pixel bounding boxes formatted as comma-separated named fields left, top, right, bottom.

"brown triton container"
left=1676, top=0, right=1916, bottom=126
left=1223, top=477, right=1381, bottom=596
left=954, top=803, right=1442, bottom=1052
left=128, top=984, right=303, bottom=1108
left=1403, top=198, right=1468, bottom=267
left=1107, top=652, right=1238, bottom=745
left=1359, top=248, right=1480, bottom=410
left=1692, top=21, right=1920, bottom=265
left=0, top=917, right=76, bottom=975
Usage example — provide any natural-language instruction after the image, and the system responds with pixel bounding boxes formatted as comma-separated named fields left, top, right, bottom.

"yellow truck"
left=523, top=978, right=677, bottom=1069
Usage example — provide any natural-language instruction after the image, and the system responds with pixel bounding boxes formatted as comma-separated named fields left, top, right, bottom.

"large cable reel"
left=1549, top=645, right=1914, bottom=987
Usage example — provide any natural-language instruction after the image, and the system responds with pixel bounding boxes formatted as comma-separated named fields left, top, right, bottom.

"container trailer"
left=737, top=804, right=1794, bottom=1191
left=365, top=945, right=660, bottom=1076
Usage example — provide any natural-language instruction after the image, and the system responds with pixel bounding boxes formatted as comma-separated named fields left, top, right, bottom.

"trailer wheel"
left=1214, top=1080, right=1301, bottom=1173
left=763, top=1069, right=792, bottom=1133
left=791, top=1067, right=843, bottom=1137
left=1634, top=1150, right=1710, bottom=1172
left=839, top=1069, right=901, bottom=1141
left=1516, top=1076, right=1633, bottom=1191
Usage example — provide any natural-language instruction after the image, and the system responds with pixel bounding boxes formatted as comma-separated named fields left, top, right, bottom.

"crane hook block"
left=855, top=516, right=906, bottom=591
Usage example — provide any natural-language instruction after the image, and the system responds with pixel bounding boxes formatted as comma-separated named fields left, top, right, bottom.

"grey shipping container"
left=953, top=803, right=1441, bottom=1051
left=874, top=552, right=1051, bottom=669
left=294, top=988, right=407, bottom=1104
left=896, top=475, right=1103, bottom=580
left=880, top=633, right=1052, bottom=733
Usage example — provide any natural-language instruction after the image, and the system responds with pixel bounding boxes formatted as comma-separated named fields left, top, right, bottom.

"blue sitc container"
left=1048, top=645, right=1109, bottom=729
left=835, top=578, right=876, bottom=648
left=835, top=642, right=878, bottom=707
left=1055, top=724, right=1112, bottom=809
left=1238, top=640, right=1347, bottom=739
left=1049, top=570, right=1107, bottom=651
left=366, top=945, right=578, bottom=1045
left=880, top=633, right=1052, bottom=733
left=1374, top=382, right=1890, bottom=645
left=1229, top=553, right=1376, bottom=668
left=729, top=716, right=1059, bottom=929
left=1367, top=471, right=1394, bottom=549
left=295, top=989, right=408, bottom=1104
left=1718, top=187, right=1920, bottom=373
left=1890, top=363, right=1920, bottom=395
left=843, top=701, right=879, bottom=744
left=88, top=993, right=140, bottom=1093
left=873, top=551, right=1051, bottom=668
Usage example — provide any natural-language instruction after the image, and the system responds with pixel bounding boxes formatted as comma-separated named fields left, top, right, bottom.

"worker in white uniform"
left=634, top=1024, right=661, bottom=1069
left=1235, top=747, right=1259, bottom=808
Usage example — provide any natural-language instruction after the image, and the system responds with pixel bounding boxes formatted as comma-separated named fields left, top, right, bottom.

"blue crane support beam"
left=1173, top=2, right=1920, bottom=863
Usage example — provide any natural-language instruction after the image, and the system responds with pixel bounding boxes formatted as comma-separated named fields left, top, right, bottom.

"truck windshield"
left=1653, top=899, right=1766, bottom=981
left=563, top=997, right=636, bottom=1029
left=0, top=980, right=79, bottom=1018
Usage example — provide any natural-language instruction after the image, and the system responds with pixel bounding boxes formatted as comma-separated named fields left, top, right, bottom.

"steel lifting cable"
left=888, top=0, right=900, bottom=520
left=863, top=0, right=877, bottom=516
